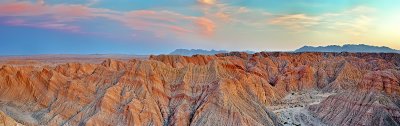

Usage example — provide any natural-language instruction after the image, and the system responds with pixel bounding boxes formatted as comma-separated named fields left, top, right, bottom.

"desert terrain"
left=0, top=52, right=399, bottom=126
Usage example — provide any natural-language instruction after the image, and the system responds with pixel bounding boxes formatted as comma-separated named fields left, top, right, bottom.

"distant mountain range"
left=170, top=49, right=255, bottom=56
left=295, top=44, right=400, bottom=53
left=170, top=44, right=399, bottom=56
left=170, top=49, right=228, bottom=56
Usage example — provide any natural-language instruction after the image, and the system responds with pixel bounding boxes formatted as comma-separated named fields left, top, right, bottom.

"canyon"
left=0, top=52, right=399, bottom=126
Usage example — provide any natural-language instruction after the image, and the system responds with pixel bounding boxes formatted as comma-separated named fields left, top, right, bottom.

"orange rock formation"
left=0, top=52, right=399, bottom=126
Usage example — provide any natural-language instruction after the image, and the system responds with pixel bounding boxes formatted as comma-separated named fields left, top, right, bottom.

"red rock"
left=0, top=52, right=399, bottom=125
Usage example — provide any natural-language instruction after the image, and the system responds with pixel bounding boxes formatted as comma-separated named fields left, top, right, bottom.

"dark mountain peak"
left=296, top=44, right=399, bottom=53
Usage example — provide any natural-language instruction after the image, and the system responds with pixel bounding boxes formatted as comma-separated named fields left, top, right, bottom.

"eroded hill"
left=0, top=52, right=399, bottom=126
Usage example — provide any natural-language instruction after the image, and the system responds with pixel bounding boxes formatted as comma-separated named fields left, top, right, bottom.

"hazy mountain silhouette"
left=170, top=49, right=256, bottom=56
left=170, top=49, right=228, bottom=56
left=295, top=44, right=399, bottom=53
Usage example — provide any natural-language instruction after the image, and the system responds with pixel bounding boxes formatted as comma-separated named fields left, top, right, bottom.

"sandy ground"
left=0, top=54, right=148, bottom=66
left=267, top=90, right=336, bottom=126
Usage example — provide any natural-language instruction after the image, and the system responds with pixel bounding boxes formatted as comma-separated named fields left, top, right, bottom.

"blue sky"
left=0, top=0, right=399, bottom=55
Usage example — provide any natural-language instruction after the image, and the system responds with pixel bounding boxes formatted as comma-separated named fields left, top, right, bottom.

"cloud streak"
left=266, top=6, right=375, bottom=35
left=195, top=18, right=216, bottom=35
left=268, top=14, right=320, bottom=31
left=198, top=0, right=216, bottom=5
left=4, top=19, right=81, bottom=32
left=0, top=1, right=217, bottom=37
left=0, top=0, right=381, bottom=45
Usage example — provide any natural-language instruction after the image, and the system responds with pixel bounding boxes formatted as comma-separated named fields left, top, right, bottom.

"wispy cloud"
left=0, top=1, right=217, bottom=37
left=0, top=1, right=98, bottom=33
left=268, top=14, right=320, bottom=31
left=0, top=1, right=379, bottom=40
left=201, top=4, right=272, bottom=27
left=195, top=17, right=216, bottom=35
left=0, top=1, right=93, bottom=18
left=4, top=18, right=81, bottom=32
left=99, top=10, right=216, bottom=37
left=267, top=6, right=376, bottom=35
left=198, top=0, right=216, bottom=5
left=323, top=6, right=376, bottom=36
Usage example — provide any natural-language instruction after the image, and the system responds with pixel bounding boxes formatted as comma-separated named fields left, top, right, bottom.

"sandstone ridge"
left=0, top=52, right=399, bottom=126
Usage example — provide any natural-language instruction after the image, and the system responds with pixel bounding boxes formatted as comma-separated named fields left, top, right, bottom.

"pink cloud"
left=195, top=18, right=216, bottom=35
left=99, top=9, right=215, bottom=37
left=0, top=2, right=43, bottom=16
left=0, top=1, right=94, bottom=33
left=51, top=5, right=92, bottom=17
left=37, top=23, right=81, bottom=32
left=215, top=12, right=230, bottom=21
left=3, top=18, right=81, bottom=32
left=0, top=2, right=92, bottom=18
left=0, top=1, right=217, bottom=38
left=169, top=26, right=193, bottom=33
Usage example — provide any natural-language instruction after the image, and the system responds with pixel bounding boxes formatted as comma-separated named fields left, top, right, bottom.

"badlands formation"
left=0, top=52, right=399, bottom=126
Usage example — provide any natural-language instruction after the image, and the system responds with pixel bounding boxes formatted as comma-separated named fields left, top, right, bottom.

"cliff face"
left=0, top=52, right=399, bottom=126
left=309, top=69, right=400, bottom=126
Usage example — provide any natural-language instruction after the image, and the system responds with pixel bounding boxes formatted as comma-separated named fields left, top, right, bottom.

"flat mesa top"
left=0, top=55, right=148, bottom=66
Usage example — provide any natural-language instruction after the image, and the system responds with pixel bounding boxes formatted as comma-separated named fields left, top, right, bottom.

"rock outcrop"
left=0, top=111, right=22, bottom=126
left=309, top=69, right=400, bottom=126
left=0, top=52, right=399, bottom=126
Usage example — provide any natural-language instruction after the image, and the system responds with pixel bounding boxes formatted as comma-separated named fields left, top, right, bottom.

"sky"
left=0, top=0, right=399, bottom=55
